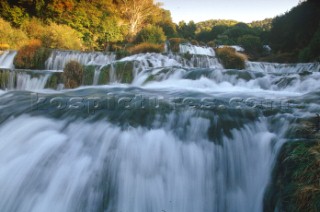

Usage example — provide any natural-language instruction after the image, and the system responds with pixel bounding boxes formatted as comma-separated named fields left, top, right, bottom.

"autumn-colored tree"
left=114, top=0, right=162, bottom=38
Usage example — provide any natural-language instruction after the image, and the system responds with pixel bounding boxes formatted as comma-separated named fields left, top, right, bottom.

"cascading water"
left=246, top=61, right=320, bottom=73
left=0, top=50, right=17, bottom=69
left=45, top=50, right=116, bottom=70
left=0, top=46, right=319, bottom=211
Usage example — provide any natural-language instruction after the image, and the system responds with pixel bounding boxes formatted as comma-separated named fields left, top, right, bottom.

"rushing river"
left=0, top=48, right=319, bottom=212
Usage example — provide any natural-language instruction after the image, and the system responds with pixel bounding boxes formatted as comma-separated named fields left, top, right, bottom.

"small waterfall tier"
left=45, top=50, right=116, bottom=70
left=0, top=51, right=17, bottom=69
left=179, top=43, right=216, bottom=56
left=246, top=61, right=320, bottom=73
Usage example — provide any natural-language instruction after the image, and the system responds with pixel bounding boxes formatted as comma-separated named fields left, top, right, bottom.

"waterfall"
left=0, top=69, right=60, bottom=91
left=246, top=61, right=320, bottom=73
left=45, top=50, right=116, bottom=70
left=179, top=43, right=216, bottom=56
left=0, top=51, right=17, bottom=69
left=0, top=49, right=319, bottom=211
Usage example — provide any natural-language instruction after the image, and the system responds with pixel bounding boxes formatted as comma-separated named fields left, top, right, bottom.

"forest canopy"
left=0, top=0, right=319, bottom=62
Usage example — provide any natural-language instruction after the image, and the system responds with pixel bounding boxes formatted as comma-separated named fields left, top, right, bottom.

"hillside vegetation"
left=0, top=0, right=319, bottom=63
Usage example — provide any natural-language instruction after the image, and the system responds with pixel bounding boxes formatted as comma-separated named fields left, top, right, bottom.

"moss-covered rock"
left=0, top=69, right=11, bottom=89
left=264, top=124, right=320, bottom=212
left=82, top=62, right=135, bottom=85
left=98, top=61, right=135, bottom=84
left=215, top=47, right=246, bottom=70
left=63, top=61, right=84, bottom=88
left=45, top=72, right=63, bottom=89
left=83, top=65, right=96, bottom=85
left=14, top=40, right=52, bottom=69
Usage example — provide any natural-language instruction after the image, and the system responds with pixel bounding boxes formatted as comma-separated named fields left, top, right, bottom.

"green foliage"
left=237, top=35, right=263, bottom=59
left=135, top=25, right=166, bottom=44
left=97, top=17, right=125, bottom=46
left=177, top=21, right=197, bottom=40
left=216, top=47, right=246, bottom=70
left=42, top=23, right=83, bottom=50
left=128, top=43, right=164, bottom=54
left=299, top=25, right=320, bottom=62
left=270, top=0, right=320, bottom=62
left=195, top=19, right=238, bottom=34
left=14, top=40, right=52, bottom=69
left=0, top=0, right=171, bottom=50
left=0, top=1, right=29, bottom=27
left=249, top=18, right=273, bottom=31
left=63, top=61, right=84, bottom=88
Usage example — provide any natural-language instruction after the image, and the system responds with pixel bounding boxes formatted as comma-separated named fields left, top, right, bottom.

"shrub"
left=42, top=23, right=83, bottom=50
left=207, top=41, right=216, bottom=48
left=14, top=39, right=52, bottom=69
left=215, top=47, right=246, bottom=69
left=63, top=61, right=84, bottom=88
left=128, top=43, right=164, bottom=54
left=191, top=40, right=199, bottom=46
left=0, top=44, right=10, bottom=50
left=21, top=18, right=46, bottom=41
left=237, top=35, right=263, bottom=58
left=168, top=38, right=188, bottom=52
left=0, top=18, right=28, bottom=49
left=135, top=25, right=166, bottom=44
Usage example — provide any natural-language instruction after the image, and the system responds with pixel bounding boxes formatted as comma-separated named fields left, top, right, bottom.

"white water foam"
left=0, top=51, right=17, bottom=69
left=45, top=51, right=116, bottom=70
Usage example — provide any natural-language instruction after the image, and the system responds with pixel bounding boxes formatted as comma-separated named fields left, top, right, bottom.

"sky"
left=157, top=0, right=300, bottom=23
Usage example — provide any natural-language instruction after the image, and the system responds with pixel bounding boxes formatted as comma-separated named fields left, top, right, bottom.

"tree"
left=238, top=35, right=263, bottom=59
left=177, top=21, right=196, bottom=40
left=114, top=0, right=162, bottom=38
left=135, top=25, right=166, bottom=44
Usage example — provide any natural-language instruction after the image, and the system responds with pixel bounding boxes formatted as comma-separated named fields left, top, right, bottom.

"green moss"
left=45, top=73, right=63, bottom=89
left=83, top=66, right=96, bottom=85
left=0, top=70, right=10, bottom=89
left=63, top=61, right=84, bottom=88
left=98, top=62, right=134, bottom=84
left=98, top=66, right=110, bottom=85
left=264, top=139, right=320, bottom=212
left=14, top=40, right=52, bottom=70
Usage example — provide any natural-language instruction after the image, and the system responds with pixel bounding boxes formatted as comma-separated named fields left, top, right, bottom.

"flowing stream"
left=0, top=47, right=319, bottom=212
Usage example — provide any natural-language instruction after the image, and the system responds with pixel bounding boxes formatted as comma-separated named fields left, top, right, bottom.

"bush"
left=168, top=38, right=188, bottom=52
left=135, top=25, right=166, bottom=44
left=63, top=61, right=84, bottom=88
left=0, top=18, right=28, bottom=49
left=42, top=23, right=83, bottom=50
left=215, top=47, right=246, bottom=69
left=21, top=18, right=46, bottom=41
left=207, top=41, right=216, bottom=48
left=237, top=35, right=263, bottom=59
left=14, top=39, right=52, bottom=69
left=0, top=44, right=10, bottom=50
left=128, top=43, right=164, bottom=54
